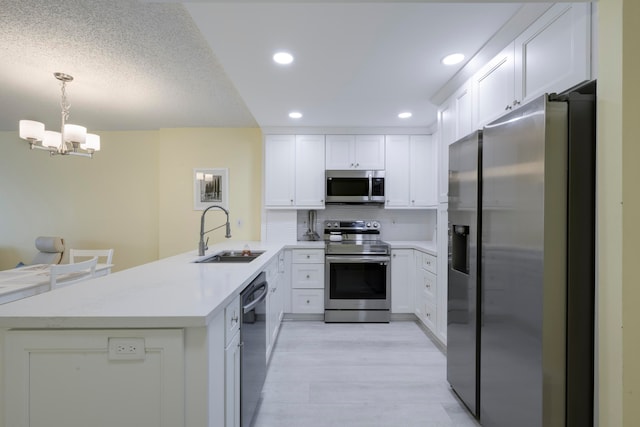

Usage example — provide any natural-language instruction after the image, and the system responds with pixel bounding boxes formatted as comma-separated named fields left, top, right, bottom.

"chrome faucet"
left=199, top=205, right=232, bottom=256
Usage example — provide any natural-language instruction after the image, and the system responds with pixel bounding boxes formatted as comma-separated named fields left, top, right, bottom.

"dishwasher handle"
left=243, top=282, right=268, bottom=314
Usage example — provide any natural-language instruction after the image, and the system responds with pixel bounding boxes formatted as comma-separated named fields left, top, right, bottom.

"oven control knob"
left=366, top=222, right=371, bottom=228
left=333, top=222, right=339, bottom=227
left=372, top=222, right=380, bottom=228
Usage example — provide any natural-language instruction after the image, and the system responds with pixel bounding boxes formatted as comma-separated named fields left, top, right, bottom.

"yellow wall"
left=0, top=127, right=262, bottom=272
left=598, top=0, right=640, bottom=425
left=157, top=128, right=263, bottom=258
left=0, top=130, right=160, bottom=272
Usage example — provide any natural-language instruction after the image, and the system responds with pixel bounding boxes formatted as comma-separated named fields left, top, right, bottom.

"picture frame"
left=193, top=168, right=228, bottom=211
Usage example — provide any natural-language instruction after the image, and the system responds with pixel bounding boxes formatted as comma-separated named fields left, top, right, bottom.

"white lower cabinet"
left=4, top=329, right=185, bottom=427
left=414, top=250, right=439, bottom=337
left=391, top=249, right=415, bottom=313
left=225, top=327, right=241, bottom=427
left=291, top=289, right=325, bottom=313
left=290, top=249, right=325, bottom=314
left=224, top=295, right=241, bottom=427
left=265, top=254, right=285, bottom=361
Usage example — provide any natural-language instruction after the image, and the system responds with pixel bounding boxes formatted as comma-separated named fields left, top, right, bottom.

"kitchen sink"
left=195, top=250, right=265, bottom=263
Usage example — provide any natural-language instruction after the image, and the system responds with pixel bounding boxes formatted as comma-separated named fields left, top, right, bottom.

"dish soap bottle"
left=242, top=244, right=251, bottom=256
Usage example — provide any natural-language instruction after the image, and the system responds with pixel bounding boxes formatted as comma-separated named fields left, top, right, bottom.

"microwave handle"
left=368, top=173, right=372, bottom=200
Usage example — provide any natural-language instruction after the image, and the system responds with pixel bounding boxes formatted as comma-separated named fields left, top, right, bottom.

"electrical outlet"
left=108, top=337, right=146, bottom=360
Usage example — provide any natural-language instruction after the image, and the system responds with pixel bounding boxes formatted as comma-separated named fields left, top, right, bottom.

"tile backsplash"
left=296, top=206, right=436, bottom=242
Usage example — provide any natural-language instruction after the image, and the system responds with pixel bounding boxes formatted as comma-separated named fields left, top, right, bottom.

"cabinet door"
left=225, top=332, right=241, bottom=427
left=455, top=82, right=474, bottom=139
left=5, top=329, right=185, bottom=427
left=325, top=135, right=354, bottom=169
left=436, top=204, right=448, bottom=344
left=295, top=135, right=325, bottom=208
left=384, top=135, right=410, bottom=208
left=409, top=135, right=437, bottom=207
left=264, top=135, right=295, bottom=207
left=354, top=135, right=385, bottom=170
left=473, top=43, right=515, bottom=128
left=514, top=3, right=591, bottom=104
left=438, top=100, right=456, bottom=203
left=391, top=249, right=415, bottom=313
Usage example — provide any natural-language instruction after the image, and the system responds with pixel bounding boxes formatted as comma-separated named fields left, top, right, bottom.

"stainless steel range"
left=324, top=220, right=391, bottom=323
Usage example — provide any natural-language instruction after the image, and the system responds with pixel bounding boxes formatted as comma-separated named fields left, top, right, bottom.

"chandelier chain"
left=60, top=80, right=70, bottom=123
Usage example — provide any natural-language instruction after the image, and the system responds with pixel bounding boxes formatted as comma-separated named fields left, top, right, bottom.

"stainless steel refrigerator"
left=447, top=81, right=596, bottom=427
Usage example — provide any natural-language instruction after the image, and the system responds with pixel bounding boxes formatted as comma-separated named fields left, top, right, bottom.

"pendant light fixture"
left=19, top=72, right=100, bottom=158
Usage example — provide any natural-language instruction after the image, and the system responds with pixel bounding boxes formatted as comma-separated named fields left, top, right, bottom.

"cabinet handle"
left=356, top=163, right=360, bottom=167
left=306, top=274, right=310, bottom=279
left=232, top=315, right=239, bottom=323
left=350, top=163, right=355, bottom=167
left=306, top=300, right=310, bottom=304
left=306, top=255, right=310, bottom=259
left=513, top=100, right=521, bottom=106
left=393, top=254, right=396, bottom=258
left=505, top=105, right=512, bottom=111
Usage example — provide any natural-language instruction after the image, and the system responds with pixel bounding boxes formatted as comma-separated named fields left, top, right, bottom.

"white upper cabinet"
left=264, top=135, right=295, bottom=207
left=514, top=3, right=591, bottom=104
left=384, top=135, right=410, bottom=208
left=326, top=135, right=385, bottom=170
left=295, top=135, right=326, bottom=207
left=410, top=135, right=437, bottom=207
left=264, top=134, right=325, bottom=209
left=473, top=3, right=591, bottom=128
left=437, top=81, right=472, bottom=203
left=385, top=135, right=437, bottom=209
left=473, top=44, right=516, bottom=127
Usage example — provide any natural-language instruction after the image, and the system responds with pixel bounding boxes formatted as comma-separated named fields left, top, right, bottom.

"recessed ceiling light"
left=289, top=111, right=302, bottom=119
left=273, top=52, right=294, bottom=65
left=441, top=53, right=465, bottom=66
left=398, top=112, right=412, bottom=119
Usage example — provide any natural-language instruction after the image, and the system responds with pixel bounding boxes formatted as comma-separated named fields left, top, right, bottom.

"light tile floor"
left=253, top=321, right=481, bottom=427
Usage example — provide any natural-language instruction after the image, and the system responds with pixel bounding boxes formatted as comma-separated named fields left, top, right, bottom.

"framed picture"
left=194, top=168, right=228, bottom=210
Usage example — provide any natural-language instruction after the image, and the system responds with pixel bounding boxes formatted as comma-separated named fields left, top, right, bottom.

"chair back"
left=31, top=236, right=65, bottom=265
left=69, top=249, right=114, bottom=265
left=49, top=257, right=98, bottom=289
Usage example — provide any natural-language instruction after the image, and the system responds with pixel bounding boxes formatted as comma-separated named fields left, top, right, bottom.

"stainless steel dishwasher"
left=240, top=272, right=268, bottom=427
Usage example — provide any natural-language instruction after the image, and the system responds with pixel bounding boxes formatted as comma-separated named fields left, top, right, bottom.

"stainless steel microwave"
left=325, top=170, right=385, bottom=204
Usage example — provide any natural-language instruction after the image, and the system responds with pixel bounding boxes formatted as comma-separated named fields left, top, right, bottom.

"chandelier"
left=19, top=72, right=100, bottom=158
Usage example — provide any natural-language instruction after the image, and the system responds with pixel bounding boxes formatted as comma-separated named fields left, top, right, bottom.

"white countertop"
left=387, top=240, right=437, bottom=255
left=0, top=239, right=435, bottom=329
left=0, top=241, right=284, bottom=329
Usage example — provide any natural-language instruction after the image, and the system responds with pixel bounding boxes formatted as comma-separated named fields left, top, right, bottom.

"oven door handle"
left=325, top=255, right=390, bottom=263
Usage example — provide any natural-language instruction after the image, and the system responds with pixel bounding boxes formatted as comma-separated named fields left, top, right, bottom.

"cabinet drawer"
left=292, top=264, right=324, bottom=289
left=291, top=289, right=324, bottom=313
left=419, top=252, right=437, bottom=274
left=292, top=249, right=324, bottom=264
left=418, top=269, right=436, bottom=300
left=225, top=295, right=241, bottom=345
left=423, top=300, right=436, bottom=331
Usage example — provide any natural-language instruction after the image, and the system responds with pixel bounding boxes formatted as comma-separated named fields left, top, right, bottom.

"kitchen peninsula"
left=0, top=241, right=311, bottom=427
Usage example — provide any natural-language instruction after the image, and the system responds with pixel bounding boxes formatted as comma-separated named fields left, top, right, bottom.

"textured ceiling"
left=0, top=0, right=257, bottom=132
left=0, top=0, right=539, bottom=132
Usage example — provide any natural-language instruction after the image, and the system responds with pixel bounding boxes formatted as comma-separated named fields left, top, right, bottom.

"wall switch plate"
left=108, top=337, right=146, bottom=361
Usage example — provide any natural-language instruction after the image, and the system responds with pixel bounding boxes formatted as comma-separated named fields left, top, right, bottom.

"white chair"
left=31, top=236, right=65, bottom=265
left=69, top=249, right=114, bottom=265
left=49, top=257, right=98, bottom=290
